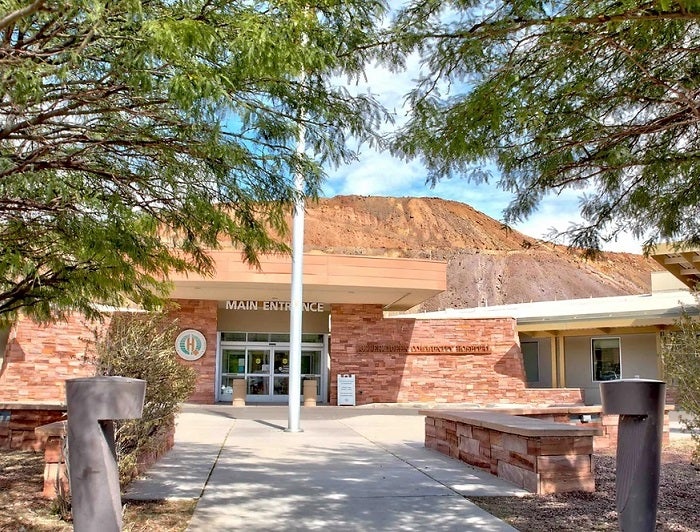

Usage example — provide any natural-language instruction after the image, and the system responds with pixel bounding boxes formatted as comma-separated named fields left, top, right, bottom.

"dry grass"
left=469, top=439, right=700, bottom=531
left=0, top=449, right=195, bottom=532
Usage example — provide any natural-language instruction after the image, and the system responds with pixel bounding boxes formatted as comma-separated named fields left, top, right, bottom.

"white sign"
left=225, top=300, right=325, bottom=312
left=337, top=374, right=356, bottom=406
left=175, top=329, right=207, bottom=361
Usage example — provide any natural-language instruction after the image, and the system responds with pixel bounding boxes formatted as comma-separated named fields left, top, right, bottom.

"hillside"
left=299, top=195, right=661, bottom=311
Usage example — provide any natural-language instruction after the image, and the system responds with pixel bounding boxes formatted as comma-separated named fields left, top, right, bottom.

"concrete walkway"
left=125, top=404, right=525, bottom=531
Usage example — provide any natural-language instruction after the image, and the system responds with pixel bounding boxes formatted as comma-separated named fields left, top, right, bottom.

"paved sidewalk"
left=125, top=405, right=525, bottom=531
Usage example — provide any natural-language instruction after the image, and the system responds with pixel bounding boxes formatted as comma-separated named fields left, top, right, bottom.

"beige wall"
left=217, top=309, right=330, bottom=333
left=564, top=333, right=660, bottom=404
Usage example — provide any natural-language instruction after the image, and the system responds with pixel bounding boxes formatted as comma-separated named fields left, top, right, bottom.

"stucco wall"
left=564, top=333, right=659, bottom=404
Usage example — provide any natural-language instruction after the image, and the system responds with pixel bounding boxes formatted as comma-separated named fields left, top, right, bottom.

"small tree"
left=93, top=310, right=196, bottom=486
left=660, top=307, right=700, bottom=463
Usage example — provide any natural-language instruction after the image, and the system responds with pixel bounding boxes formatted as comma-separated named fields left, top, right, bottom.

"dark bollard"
left=600, top=379, right=665, bottom=532
left=66, top=376, right=146, bottom=532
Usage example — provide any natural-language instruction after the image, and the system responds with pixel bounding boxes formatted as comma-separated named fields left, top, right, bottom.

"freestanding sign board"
left=337, top=374, right=356, bottom=406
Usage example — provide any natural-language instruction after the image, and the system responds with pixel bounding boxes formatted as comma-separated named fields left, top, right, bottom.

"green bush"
left=93, top=311, right=196, bottom=486
left=660, top=308, right=700, bottom=463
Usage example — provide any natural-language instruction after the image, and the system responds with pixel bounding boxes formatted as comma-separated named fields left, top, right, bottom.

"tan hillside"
left=298, top=195, right=661, bottom=311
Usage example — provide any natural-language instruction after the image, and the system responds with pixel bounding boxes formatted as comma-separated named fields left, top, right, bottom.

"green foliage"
left=660, top=307, right=700, bottom=462
left=0, top=1, right=388, bottom=324
left=92, top=310, right=196, bottom=486
left=390, top=0, right=700, bottom=252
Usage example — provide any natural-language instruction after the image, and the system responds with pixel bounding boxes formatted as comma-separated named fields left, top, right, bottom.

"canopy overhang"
left=167, top=252, right=447, bottom=311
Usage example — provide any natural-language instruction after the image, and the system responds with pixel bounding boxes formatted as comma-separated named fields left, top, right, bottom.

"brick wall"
left=168, top=299, right=218, bottom=404
left=330, top=304, right=583, bottom=406
left=0, top=407, right=66, bottom=451
left=0, top=314, right=101, bottom=403
left=0, top=302, right=218, bottom=406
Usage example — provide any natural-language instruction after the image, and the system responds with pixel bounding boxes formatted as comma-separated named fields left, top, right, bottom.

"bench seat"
left=421, top=409, right=598, bottom=494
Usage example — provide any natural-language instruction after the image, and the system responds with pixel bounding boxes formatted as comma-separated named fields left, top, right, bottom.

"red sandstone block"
left=536, top=437, right=593, bottom=456
left=497, top=461, right=539, bottom=493
left=459, top=437, right=480, bottom=456
left=502, top=433, right=528, bottom=455
left=539, top=474, right=595, bottom=494
left=456, top=424, right=472, bottom=439
left=43, top=462, right=70, bottom=499
left=602, top=414, right=619, bottom=426
left=472, top=427, right=490, bottom=445
left=492, top=447, right=537, bottom=472
left=537, top=455, right=592, bottom=476
left=459, top=451, right=491, bottom=471
left=479, top=444, right=491, bottom=459
left=436, top=441, right=451, bottom=456
left=43, top=438, right=64, bottom=463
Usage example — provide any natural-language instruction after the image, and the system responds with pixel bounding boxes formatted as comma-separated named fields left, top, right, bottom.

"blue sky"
left=320, top=20, right=644, bottom=255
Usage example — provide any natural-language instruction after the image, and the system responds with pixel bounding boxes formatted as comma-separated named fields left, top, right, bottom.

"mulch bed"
left=469, top=440, right=700, bottom=531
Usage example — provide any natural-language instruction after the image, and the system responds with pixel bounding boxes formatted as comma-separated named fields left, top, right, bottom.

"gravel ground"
left=470, top=439, right=700, bottom=531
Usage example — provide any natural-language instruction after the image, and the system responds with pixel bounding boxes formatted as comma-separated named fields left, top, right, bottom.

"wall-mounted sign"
left=175, top=329, right=207, bottom=361
left=357, top=343, right=491, bottom=355
left=225, top=300, right=325, bottom=312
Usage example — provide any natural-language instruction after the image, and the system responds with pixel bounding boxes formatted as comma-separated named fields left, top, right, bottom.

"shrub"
left=660, top=308, right=700, bottom=463
left=93, top=311, right=196, bottom=486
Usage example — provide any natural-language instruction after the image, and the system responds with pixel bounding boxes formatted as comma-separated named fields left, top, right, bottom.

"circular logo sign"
left=175, top=329, right=206, bottom=361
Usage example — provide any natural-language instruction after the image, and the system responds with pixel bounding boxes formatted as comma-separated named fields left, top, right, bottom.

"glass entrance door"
left=218, top=333, right=326, bottom=403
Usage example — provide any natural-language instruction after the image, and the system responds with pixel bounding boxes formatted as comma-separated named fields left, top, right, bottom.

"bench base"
left=422, top=410, right=599, bottom=494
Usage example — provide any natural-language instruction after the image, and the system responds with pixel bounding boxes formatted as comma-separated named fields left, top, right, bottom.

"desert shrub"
left=660, top=308, right=700, bottom=463
left=93, top=311, right=196, bottom=486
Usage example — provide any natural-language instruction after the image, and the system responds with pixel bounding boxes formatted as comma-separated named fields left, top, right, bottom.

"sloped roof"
left=401, top=289, right=698, bottom=331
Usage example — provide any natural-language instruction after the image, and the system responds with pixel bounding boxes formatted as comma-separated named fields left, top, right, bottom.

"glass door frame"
left=216, top=332, right=328, bottom=403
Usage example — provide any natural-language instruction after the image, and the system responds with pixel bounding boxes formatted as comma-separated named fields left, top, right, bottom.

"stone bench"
left=0, top=402, right=66, bottom=451
left=34, top=417, right=176, bottom=499
left=34, top=420, right=68, bottom=499
left=421, top=409, right=600, bottom=494
left=468, top=405, right=673, bottom=451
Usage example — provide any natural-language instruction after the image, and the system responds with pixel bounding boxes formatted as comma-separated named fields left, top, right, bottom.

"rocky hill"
left=298, top=195, right=661, bottom=311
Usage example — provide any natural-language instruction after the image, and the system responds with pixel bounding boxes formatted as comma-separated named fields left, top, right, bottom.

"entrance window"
left=592, top=338, right=621, bottom=381
left=520, top=342, right=539, bottom=383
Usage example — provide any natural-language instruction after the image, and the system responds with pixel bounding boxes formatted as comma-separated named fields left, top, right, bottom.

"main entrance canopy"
left=167, top=251, right=447, bottom=311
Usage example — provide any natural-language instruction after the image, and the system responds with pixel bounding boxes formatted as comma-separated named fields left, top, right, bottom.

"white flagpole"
left=286, top=103, right=306, bottom=433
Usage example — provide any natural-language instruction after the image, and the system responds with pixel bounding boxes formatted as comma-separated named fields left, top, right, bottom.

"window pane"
left=302, top=333, right=323, bottom=344
left=274, top=350, right=290, bottom=374
left=248, top=349, right=269, bottom=373
left=273, top=377, right=289, bottom=395
left=592, top=338, right=621, bottom=381
left=222, top=349, right=245, bottom=375
left=521, top=342, right=539, bottom=383
left=221, top=332, right=246, bottom=342
left=301, top=350, right=321, bottom=375
left=248, top=332, right=269, bottom=342
left=270, top=333, right=290, bottom=343
left=247, top=376, right=268, bottom=395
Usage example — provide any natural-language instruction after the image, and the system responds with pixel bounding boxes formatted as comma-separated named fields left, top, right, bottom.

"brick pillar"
left=169, top=299, right=218, bottom=404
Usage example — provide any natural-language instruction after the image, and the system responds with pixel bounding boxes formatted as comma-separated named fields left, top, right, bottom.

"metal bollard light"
left=66, top=376, right=146, bottom=532
left=600, top=379, right=666, bottom=532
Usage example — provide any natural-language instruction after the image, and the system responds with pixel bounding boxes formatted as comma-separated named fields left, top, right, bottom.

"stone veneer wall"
left=0, top=314, right=101, bottom=403
left=168, top=299, right=218, bottom=404
left=0, top=301, right=218, bottom=406
left=329, top=304, right=583, bottom=406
